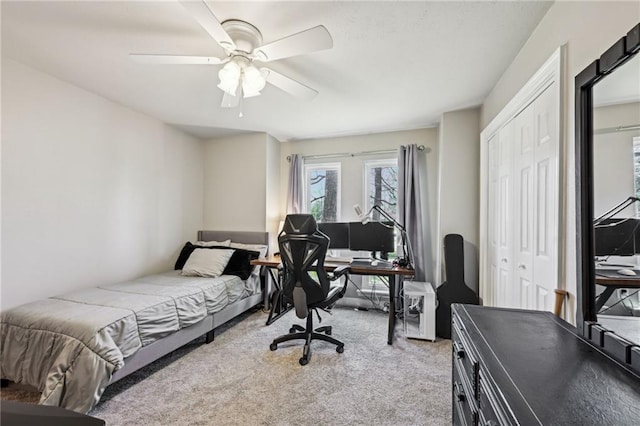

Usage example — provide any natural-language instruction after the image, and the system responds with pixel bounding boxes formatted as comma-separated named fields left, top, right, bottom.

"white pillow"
left=229, top=242, right=268, bottom=258
left=193, top=239, right=231, bottom=247
left=181, top=248, right=235, bottom=277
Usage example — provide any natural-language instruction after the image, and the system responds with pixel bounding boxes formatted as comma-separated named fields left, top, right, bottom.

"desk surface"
left=251, top=255, right=415, bottom=276
left=595, top=269, right=640, bottom=287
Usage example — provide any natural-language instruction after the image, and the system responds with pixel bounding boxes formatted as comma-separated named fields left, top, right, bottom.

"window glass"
left=364, top=159, right=398, bottom=220
left=304, top=163, right=341, bottom=222
left=363, top=159, right=398, bottom=292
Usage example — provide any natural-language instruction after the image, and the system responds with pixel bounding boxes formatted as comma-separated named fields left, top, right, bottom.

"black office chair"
left=269, top=214, right=350, bottom=365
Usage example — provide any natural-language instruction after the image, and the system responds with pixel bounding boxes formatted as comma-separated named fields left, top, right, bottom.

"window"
left=362, top=159, right=399, bottom=294
left=304, top=163, right=341, bottom=222
left=364, top=159, right=398, bottom=220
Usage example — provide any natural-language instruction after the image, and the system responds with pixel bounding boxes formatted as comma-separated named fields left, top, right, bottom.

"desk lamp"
left=354, top=204, right=413, bottom=269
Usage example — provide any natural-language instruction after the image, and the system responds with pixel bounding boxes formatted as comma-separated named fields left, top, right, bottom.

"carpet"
left=1, top=307, right=452, bottom=425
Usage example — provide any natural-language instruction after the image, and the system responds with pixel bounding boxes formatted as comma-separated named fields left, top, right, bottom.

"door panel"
left=514, top=106, right=534, bottom=309
left=531, top=84, right=558, bottom=312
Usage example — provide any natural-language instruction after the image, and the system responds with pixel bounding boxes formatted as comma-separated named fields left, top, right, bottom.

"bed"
left=0, top=230, right=268, bottom=414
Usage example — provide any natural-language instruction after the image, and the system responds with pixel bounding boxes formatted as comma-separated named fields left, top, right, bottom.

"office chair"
left=269, top=214, right=350, bottom=365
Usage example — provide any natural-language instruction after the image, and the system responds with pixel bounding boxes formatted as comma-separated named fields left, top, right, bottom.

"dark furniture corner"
left=451, top=304, right=640, bottom=425
left=268, top=214, right=350, bottom=365
left=0, top=401, right=105, bottom=426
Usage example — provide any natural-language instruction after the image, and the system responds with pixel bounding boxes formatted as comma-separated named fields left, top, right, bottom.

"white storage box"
left=403, top=281, right=436, bottom=341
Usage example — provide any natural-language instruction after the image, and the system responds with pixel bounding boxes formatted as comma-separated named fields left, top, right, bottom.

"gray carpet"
left=1, top=307, right=452, bottom=425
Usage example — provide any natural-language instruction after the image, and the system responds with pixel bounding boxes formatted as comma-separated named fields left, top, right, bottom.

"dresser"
left=451, top=304, right=640, bottom=425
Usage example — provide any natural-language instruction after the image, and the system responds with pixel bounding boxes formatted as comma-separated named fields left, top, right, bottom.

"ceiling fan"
left=130, top=0, right=333, bottom=110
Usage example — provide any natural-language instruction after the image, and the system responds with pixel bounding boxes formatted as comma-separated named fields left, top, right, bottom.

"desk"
left=595, top=269, right=640, bottom=312
left=251, top=255, right=415, bottom=345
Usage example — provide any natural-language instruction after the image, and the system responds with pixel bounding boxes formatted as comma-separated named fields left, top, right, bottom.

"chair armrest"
left=329, top=265, right=350, bottom=281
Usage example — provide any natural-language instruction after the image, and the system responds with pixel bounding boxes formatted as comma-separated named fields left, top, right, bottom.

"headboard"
left=197, top=230, right=269, bottom=248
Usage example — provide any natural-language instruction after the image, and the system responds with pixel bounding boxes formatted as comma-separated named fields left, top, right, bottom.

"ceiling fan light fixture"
left=242, top=65, right=267, bottom=98
left=217, top=61, right=241, bottom=96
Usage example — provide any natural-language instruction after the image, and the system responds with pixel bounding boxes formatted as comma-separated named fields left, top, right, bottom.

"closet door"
left=530, top=85, right=558, bottom=312
left=486, top=84, right=559, bottom=312
left=487, top=133, right=500, bottom=306
left=495, top=121, right=515, bottom=308
left=513, top=105, right=535, bottom=309
left=481, top=49, right=561, bottom=313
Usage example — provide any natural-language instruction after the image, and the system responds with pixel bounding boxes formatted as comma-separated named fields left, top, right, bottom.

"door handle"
left=518, top=264, right=526, bottom=270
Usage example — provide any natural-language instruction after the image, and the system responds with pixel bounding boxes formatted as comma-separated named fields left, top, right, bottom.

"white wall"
left=202, top=133, right=268, bottom=232
left=437, top=107, right=481, bottom=293
left=265, top=134, right=281, bottom=253
left=480, top=1, right=640, bottom=320
left=1, top=59, right=204, bottom=310
left=593, top=102, right=640, bottom=218
left=279, top=128, right=440, bottom=283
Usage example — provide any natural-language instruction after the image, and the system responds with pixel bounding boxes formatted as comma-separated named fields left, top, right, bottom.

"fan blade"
left=254, top=25, right=332, bottom=62
left=221, top=92, right=240, bottom=108
left=179, top=0, right=236, bottom=51
left=129, top=54, right=226, bottom=65
left=263, top=68, right=318, bottom=101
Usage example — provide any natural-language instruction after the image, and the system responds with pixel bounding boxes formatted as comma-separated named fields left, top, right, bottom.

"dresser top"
left=455, top=304, right=640, bottom=425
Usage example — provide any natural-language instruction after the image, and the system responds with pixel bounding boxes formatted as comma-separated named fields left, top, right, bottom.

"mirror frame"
left=575, top=23, right=640, bottom=372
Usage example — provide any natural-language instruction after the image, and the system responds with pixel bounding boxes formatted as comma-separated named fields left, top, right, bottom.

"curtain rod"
left=594, top=124, right=640, bottom=135
left=286, top=145, right=426, bottom=162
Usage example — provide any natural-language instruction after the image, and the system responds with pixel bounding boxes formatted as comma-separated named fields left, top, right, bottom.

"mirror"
left=592, top=53, right=640, bottom=346
left=576, top=23, right=640, bottom=374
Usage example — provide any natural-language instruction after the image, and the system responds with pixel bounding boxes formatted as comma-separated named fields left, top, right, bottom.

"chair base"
left=269, top=313, right=344, bottom=365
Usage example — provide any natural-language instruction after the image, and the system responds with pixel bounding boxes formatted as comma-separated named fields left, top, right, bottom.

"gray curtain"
left=398, top=144, right=425, bottom=281
left=286, top=154, right=303, bottom=214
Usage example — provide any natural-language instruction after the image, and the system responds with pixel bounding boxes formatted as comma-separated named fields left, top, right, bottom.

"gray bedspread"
left=0, top=271, right=250, bottom=413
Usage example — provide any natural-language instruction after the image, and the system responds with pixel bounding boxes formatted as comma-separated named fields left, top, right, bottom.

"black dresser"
left=451, top=304, right=640, bottom=425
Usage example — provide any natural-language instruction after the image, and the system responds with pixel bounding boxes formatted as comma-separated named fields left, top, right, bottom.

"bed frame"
left=109, top=230, right=268, bottom=384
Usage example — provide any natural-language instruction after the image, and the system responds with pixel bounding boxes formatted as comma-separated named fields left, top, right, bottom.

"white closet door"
left=513, top=105, right=535, bottom=309
left=487, top=133, right=500, bottom=306
left=480, top=49, right=561, bottom=312
left=531, top=84, right=558, bottom=312
left=495, top=121, right=514, bottom=308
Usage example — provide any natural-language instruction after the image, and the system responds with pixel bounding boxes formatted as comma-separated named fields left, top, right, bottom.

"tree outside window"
left=304, top=163, right=341, bottom=222
left=365, top=159, right=398, bottom=220
left=363, top=159, right=398, bottom=292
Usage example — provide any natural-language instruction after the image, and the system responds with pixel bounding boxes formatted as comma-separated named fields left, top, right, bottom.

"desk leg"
left=265, top=268, right=293, bottom=326
left=388, top=275, right=398, bottom=345
left=595, top=287, right=616, bottom=313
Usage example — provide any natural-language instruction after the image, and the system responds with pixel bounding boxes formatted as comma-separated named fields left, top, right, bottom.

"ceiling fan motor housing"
left=221, top=20, right=263, bottom=55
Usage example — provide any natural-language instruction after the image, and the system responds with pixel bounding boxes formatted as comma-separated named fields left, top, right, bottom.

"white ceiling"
left=1, top=1, right=553, bottom=142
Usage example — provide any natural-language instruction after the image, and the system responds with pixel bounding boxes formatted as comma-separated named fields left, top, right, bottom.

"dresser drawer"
left=452, top=312, right=480, bottom=398
left=453, top=356, right=478, bottom=426
left=478, top=365, right=515, bottom=426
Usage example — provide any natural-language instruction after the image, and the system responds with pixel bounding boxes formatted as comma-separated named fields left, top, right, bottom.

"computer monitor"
left=317, top=222, right=350, bottom=249
left=594, top=218, right=640, bottom=256
left=348, top=222, right=395, bottom=254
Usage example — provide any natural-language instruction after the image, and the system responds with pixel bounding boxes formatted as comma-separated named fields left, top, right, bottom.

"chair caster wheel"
left=325, top=330, right=332, bottom=336
left=289, top=328, right=296, bottom=333
left=336, top=345, right=344, bottom=353
left=299, top=357, right=309, bottom=366
left=270, top=343, right=277, bottom=351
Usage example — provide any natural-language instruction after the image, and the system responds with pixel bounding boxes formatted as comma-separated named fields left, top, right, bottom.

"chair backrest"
left=278, top=214, right=330, bottom=318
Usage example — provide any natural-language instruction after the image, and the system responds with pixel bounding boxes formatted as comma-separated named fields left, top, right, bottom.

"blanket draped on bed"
left=0, top=271, right=250, bottom=413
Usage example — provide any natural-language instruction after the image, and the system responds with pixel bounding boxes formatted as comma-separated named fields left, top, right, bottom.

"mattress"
left=0, top=271, right=255, bottom=414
